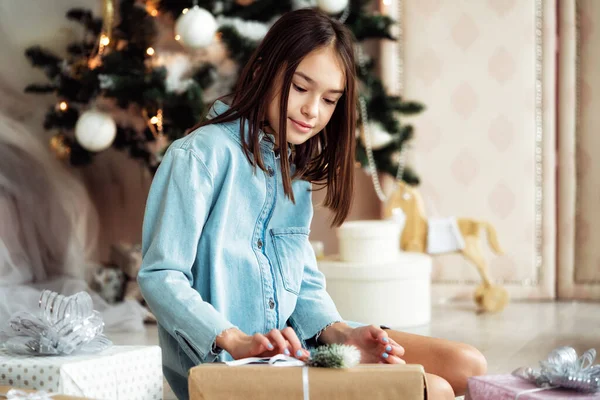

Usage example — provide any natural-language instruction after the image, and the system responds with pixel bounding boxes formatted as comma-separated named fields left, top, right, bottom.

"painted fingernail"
left=385, top=345, right=392, bottom=352
left=382, top=352, right=389, bottom=359
left=382, top=337, right=389, bottom=343
left=296, top=350, right=303, bottom=357
left=267, top=343, right=274, bottom=350
left=284, top=348, right=290, bottom=356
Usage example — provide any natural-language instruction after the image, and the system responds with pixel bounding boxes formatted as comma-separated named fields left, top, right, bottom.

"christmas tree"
left=24, top=0, right=423, bottom=186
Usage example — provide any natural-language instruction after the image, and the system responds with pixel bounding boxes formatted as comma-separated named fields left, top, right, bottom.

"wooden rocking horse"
left=383, top=181, right=509, bottom=313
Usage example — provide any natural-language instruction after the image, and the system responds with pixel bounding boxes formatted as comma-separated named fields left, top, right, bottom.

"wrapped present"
left=110, top=243, right=142, bottom=279
left=465, top=374, right=599, bottom=399
left=189, top=362, right=427, bottom=400
left=0, top=385, right=89, bottom=399
left=0, top=346, right=163, bottom=399
left=467, top=346, right=600, bottom=399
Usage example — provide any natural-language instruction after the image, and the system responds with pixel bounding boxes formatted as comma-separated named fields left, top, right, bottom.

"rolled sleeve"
left=137, top=146, right=235, bottom=363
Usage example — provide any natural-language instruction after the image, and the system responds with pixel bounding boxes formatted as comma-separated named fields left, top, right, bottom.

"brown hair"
left=194, top=9, right=357, bottom=226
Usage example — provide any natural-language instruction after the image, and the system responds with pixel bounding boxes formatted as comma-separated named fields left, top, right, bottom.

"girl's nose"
left=301, top=98, right=318, bottom=119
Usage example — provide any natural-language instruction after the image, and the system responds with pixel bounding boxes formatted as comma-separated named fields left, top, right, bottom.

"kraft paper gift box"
left=189, top=363, right=427, bottom=400
left=0, top=345, right=163, bottom=400
left=465, top=375, right=600, bottom=399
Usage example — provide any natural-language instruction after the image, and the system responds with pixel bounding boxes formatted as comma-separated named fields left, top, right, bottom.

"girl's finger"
left=281, top=327, right=309, bottom=359
left=380, top=352, right=405, bottom=364
left=365, top=325, right=388, bottom=343
left=383, top=340, right=405, bottom=357
left=252, top=333, right=274, bottom=352
left=266, top=329, right=290, bottom=356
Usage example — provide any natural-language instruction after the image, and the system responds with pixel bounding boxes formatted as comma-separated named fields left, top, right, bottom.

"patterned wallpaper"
left=399, top=0, right=556, bottom=299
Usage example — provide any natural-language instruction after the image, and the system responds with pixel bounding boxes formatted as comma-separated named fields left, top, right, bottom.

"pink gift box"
left=465, top=375, right=600, bottom=399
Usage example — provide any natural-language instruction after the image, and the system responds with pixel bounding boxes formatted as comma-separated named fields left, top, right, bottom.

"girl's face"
left=265, top=45, right=346, bottom=147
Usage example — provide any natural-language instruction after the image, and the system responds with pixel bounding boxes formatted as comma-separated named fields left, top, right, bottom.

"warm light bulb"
left=175, top=34, right=181, bottom=41
left=182, top=8, right=189, bottom=14
left=146, top=47, right=155, bottom=56
left=100, top=35, right=110, bottom=46
left=150, top=116, right=159, bottom=124
left=150, top=9, right=158, bottom=16
left=58, top=101, right=68, bottom=111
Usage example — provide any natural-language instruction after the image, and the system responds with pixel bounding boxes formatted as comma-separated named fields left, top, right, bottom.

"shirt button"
left=267, top=166, right=275, bottom=177
left=257, top=239, right=263, bottom=249
left=268, top=298, right=275, bottom=309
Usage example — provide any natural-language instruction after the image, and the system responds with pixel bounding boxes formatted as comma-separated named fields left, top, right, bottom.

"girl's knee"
left=425, top=373, right=454, bottom=400
left=446, top=344, right=487, bottom=396
left=457, top=344, right=487, bottom=377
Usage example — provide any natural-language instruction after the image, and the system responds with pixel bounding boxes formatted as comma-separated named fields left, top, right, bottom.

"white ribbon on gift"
left=225, top=354, right=310, bottom=400
left=514, top=385, right=558, bottom=399
left=0, top=389, right=56, bottom=400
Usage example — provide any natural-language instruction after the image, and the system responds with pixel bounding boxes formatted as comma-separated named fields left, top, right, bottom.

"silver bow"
left=512, top=346, right=600, bottom=393
left=0, top=290, right=111, bottom=355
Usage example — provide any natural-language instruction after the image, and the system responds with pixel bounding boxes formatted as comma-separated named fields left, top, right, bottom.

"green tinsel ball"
left=307, top=344, right=361, bottom=368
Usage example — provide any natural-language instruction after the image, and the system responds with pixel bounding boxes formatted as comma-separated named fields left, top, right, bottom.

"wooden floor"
left=107, top=300, right=600, bottom=400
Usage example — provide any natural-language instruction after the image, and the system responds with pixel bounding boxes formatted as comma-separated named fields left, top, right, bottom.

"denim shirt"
left=137, top=100, right=343, bottom=399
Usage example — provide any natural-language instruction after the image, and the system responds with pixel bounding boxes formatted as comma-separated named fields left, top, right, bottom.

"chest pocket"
left=270, top=227, right=309, bottom=295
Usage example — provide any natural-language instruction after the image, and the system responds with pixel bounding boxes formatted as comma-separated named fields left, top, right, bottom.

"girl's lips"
left=290, top=118, right=313, bottom=133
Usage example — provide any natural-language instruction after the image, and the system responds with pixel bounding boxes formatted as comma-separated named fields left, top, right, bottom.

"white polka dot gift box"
left=0, top=346, right=162, bottom=400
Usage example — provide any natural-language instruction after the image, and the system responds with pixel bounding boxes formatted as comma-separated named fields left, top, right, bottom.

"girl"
left=138, top=8, right=486, bottom=400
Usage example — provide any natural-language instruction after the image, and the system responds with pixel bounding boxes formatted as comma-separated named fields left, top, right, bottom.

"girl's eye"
left=324, top=99, right=337, bottom=105
left=293, top=84, right=307, bottom=93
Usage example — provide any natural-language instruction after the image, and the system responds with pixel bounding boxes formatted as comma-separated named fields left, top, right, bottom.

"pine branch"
left=193, top=64, right=216, bottom=90
left=356, top=142, right=420, bottom=185
left=397, top=100, right=425, bottom=114
left=24, top=84, right=57, bottom=94
left=43, top=106, right=79, bottom=131
left=347, top=14, right=395, bottom=41
left=66, top=8, right=102, bottom=35
left=67, top=42, right=95, bottom=57
left=224, top=0, right=293, bottom=21
left=24, top=47, right=62, bottom=79
left=69, top=140, right=94, bottom=166
left=115, top=0, right=158, bottom=50
left=156, top=0, right=217, bottom=17
left=163, top=82, right=206, bottom=140
left=218, top=26, right=258, bottom=65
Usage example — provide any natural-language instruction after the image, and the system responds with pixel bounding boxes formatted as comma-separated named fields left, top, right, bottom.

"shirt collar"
left=208, top=100, right=292, bottom=157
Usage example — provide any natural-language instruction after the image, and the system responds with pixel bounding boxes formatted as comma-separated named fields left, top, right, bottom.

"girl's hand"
left=343, top=325, right=405, bottom=364
left=217, top=327, right=310, bottom=361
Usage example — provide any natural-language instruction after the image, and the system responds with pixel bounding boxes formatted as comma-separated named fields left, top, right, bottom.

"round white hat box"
left=336, top=220, right=402, bottom=264
left=318, top=252, right=432, bottom=328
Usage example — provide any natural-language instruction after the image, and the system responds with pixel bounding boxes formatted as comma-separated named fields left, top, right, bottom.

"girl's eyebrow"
left=294, top=71, right=344, bottom=94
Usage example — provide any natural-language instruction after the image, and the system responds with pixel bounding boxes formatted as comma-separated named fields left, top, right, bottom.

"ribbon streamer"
left=225, top=353, right=306, bottom=367
left=0, top=389, right=56, bottom=400
left=102, top=0, right=115, bottom=44
left=226, top=355, right=310, bottom=399
left=512, top=346, right=600, bottom=393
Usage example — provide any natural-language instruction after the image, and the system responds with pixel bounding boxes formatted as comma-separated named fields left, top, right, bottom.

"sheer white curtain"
left=0, top=1, right=145, bottom=331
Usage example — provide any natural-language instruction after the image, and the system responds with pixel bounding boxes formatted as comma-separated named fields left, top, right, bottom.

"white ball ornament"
left=74, top=110, right=117, bottom=152
left=175, top=6, right=218, bottom=49
left=317, top=0, right=348, bottom=14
